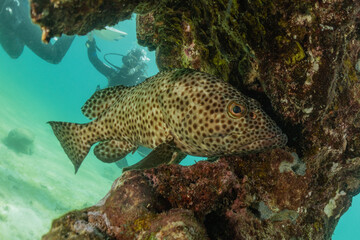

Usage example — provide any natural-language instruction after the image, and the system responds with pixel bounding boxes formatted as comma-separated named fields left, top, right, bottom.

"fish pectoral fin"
left=169, top=151, right=187, bottom=164
left=94, top=140, right=136, bottom=163
left=123, top=141, right=186, bottom=172
left=81, top=85, right=128, bottom=120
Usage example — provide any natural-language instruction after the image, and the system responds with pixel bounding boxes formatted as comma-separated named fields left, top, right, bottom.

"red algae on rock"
left=43, top=162, right=244, bottom=239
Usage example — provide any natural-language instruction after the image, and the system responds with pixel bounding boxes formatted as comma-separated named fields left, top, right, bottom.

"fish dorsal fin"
left=81, top=85, right=127, bottom=119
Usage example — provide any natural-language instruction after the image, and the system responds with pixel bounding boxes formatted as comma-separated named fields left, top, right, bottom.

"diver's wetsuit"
left=0, top=0, right=74, bottom=63
left=86, top=39, right=147, bottom=87
left=86, top=40, right=117, bottom=85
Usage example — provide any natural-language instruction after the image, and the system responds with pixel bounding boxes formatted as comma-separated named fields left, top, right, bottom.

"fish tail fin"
left=48, top=121, right=92, bottom=173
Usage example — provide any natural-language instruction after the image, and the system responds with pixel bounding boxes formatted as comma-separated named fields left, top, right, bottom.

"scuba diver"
left=86, top=35, right=148, bottom=87
left=86, top=34, right=151, bottom=169
left=0, top=0, right=74, bottom=64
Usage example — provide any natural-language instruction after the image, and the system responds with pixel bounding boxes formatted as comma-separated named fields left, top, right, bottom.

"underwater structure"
left=31, top=0, right=360, bottom=239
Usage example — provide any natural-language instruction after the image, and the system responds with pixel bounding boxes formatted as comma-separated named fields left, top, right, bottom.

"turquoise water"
left=0, top=15, right=357, bottom=239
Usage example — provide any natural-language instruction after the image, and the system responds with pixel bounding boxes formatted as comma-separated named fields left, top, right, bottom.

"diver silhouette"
left=0, top=0, right=74, bottom=64
left=86, top=35, right=148, bottom=87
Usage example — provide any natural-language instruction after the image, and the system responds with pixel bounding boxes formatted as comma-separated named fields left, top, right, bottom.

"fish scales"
left=84, top=75, right=171, bottom=149
left=49, top=69, right=287, bottom=173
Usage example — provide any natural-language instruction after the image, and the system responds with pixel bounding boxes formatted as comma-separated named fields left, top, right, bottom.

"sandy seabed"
left=0, top=86, right=125, bottom=240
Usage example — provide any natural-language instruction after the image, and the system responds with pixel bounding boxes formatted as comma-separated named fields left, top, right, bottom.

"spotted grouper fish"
left=49, top=69, right=287, bottom=173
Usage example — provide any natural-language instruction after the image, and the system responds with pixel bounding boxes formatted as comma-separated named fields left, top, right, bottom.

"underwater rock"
left=44, top=150, right=353, bottom=239
left=2, top=128, right=35, bottom=155
left=43, top=161, right=236, bottom=239
left=32, top=0, right=360, bottom=239
left=30, top=0, right=161, bottom=43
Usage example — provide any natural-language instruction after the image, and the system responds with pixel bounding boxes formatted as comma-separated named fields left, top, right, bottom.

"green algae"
left=131, top=213, right=158, bottom=233
left=343, top=58, right=359, bottom=84
left=275, top=36, right=305, bottom=65
left=285, top=41, right=306, bottom=65
left=314, top=221, right=323, bottom=232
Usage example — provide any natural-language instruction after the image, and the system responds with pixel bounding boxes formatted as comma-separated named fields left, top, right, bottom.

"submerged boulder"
left=3, top=128, right=35, bottom=155
left=42, top=160, right=238, bottom=239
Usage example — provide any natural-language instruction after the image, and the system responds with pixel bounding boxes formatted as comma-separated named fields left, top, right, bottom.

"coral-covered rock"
left=30, top=0, right=160, bottom=43
left=42, top=161, right=241, bottom=239
left=32, top=0, right=360, bottom=239
left=44, top=149, right=360, bottom=239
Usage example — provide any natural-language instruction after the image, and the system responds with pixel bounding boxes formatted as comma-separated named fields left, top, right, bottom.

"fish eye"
left=227, top=101, right=247, bottom=118
left=233, top=106, right=241, bottom=113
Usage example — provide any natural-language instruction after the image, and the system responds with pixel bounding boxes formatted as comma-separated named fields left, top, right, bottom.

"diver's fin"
left=123, top=141, right=186, bottom=172
left=81, top=85, right=128, bottom=119
left=48, top=121, right=92, bottom=173
left=115, top=157, right=130, bottom=169
left=94, top=140, right=136, bottom=163
left=93, top=26, right=127, bottom=41
left=136, top=146, right=152, bottom=158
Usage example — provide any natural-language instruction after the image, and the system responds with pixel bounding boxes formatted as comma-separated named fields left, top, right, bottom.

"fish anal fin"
left=94, top=140, right=136, bottom=163
left=81, top=85, right=127, bottom=119
left=123, top=141, right=186, bottom=172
